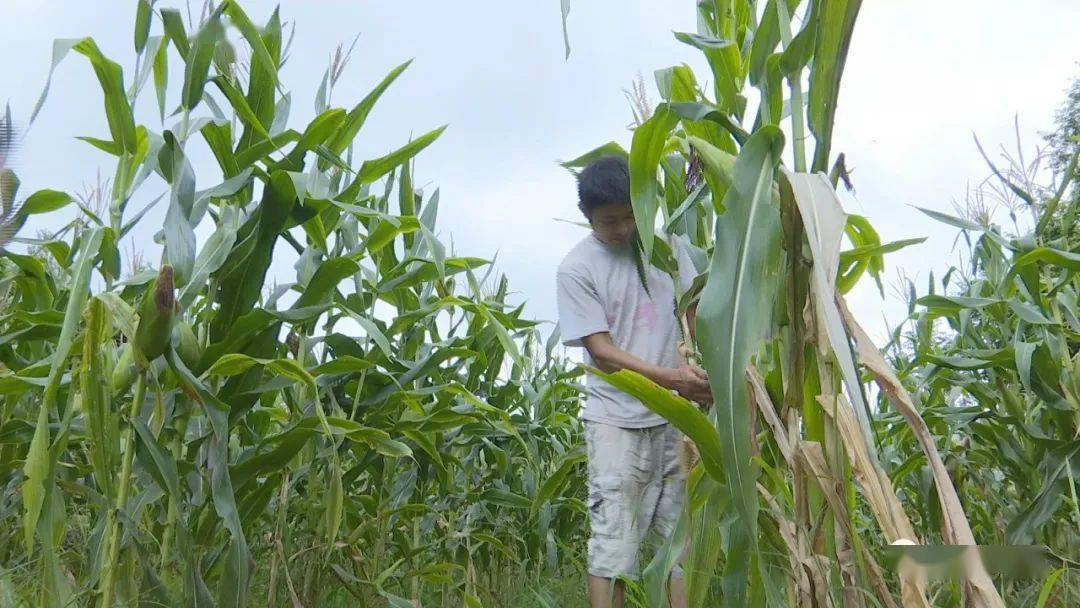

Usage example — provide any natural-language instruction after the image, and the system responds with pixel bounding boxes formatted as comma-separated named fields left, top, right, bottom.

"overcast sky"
left=2, top=0, right=1078, bottom=345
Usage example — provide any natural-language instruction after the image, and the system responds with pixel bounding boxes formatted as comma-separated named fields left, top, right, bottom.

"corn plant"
left=882, top=129, right=1079, bottom=603
left=567, top=1, right=1028, bottom=605
left=0, top=2, right=588, bottom=606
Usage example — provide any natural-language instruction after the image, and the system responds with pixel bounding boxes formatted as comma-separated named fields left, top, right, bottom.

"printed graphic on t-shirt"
left=634, top=301, right=659, bottom=331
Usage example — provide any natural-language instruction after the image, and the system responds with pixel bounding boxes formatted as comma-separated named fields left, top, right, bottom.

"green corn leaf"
left=917, top=294, right=1001, bottom=312
left=748, top=0, right=799, bottom=85
left=153, top=32, right=169, bottom=121
left=590, top=368, right=726, bottom=482
left=363, top=215, right=421, bottom=254
left=231, top=426, right=316, bottom=488
left=629, top=103, right=680, bottom=263
left=402, top=429, right=446, bottom=474
left=205, top=353, right=262, bottom=377
left=131, top=418, right=180, bottom=499
left=670, top=102, right=750, bottom=144
left=311, top=355, right=372, bottom=376
left=1034, top=567, right=1065, bottom=608
left=134, top=0, right=154, bottom=53
left=343, top=309, right=393, bottom=359
left=211, top=171, right=297, bottom=340
left=481, top=488, right=532, bottom=510
left=162, top=135, right=196, bottom=285
left=467, top=268, right=523, bottom=367
left=29, top=38, right=141, bottom=153
left=559, top=141, right=627, bottom=171
left=292, top=257, right=359, bottom=310
left=282, top=106, right=346, bottom=167
left=326, top=59, right=413, bottom=157
left=1006, top=246, right=1080, bottom=283
left=221, top=1, right=278, bottom=88
left=235, top=8, right=281, bottom=155
left=348, top=427, right=412, bottom=458
left=182, top=8, right=225, bottom=110
left=560, top=0, right=572, bottom=59
left=1007, top=300, right=1055, bottom=325
left=160, top=9, right=189, bottom=58
left=674, top=32, right=744, bottom=115
left=532, top=444, right=586, bottom=513
left=924, top=355, right=995, bottom=370
left=838, top=236, right=927, bottom=265
left=212, top=76, right=272, bottom=140
left=164, top=350, right=250, bottom=607
left=686, top=477, right=726, bottom=607
left=914, top=205, right=985, bottom=231
left=694, top=127, right=784, bottom=600
left=206, top=354, right=316, bottom=389
left=20, top=190, right=72, bottom=216
left=178, top=206, right=239, bottom=309
left=355, top=125, right=448, bottom=185
left=1006, top=441, right=1080, bottom=544
left=779, top=6, right=818, bottom=76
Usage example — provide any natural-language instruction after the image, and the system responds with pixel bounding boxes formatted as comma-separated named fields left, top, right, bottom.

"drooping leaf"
left=807, top=0, right=862, bottom=171
left=842, top=302, right=1005, bottom=607
left=782, top=169, right=877, bottom=451
left=628, top=104, right=680, bottom=263
left=592, top=368, right=725, bottom=482
left=559, top=141, right=627, bottom=171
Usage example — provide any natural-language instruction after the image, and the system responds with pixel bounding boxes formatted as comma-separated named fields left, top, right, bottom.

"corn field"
left=0, top=1, right=1077, bottom=607
left=0, top=2, right=587, bottom=606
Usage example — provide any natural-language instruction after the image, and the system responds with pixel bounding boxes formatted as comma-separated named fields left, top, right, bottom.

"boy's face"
left=588, top=202, right=636, bottom=247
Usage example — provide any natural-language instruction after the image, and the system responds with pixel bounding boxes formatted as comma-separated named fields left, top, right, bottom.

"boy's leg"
left=587, top=576, right=624, bottom=608
left=654, top=424, right=689, bottom=608
left=584, top=422, right=648, bottom=608
left=669, top=577, right=688, bottom=608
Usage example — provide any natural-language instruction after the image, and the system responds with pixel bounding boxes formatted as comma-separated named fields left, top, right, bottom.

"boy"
left=556, top=156, right=711, bottom=608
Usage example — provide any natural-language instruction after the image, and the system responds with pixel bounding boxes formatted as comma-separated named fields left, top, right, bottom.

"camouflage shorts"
left=584, top=421, right=687, bottom=580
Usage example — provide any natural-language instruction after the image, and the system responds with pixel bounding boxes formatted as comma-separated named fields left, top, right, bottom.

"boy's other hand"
left=669, top=364, right=713, bottom=405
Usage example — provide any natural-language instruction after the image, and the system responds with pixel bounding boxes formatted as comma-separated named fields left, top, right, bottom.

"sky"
left=1, top=0, right=1078, bottom=347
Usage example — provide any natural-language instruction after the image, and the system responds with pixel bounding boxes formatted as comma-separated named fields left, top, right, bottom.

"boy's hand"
left=669, top=364, right=713, bottom=405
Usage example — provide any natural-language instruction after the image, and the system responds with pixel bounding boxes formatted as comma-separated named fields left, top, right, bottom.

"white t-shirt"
left=556, top=233, right=696, bottom=428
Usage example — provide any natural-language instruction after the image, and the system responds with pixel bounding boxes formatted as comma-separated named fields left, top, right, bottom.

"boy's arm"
left=582, top=331, right=712, bottom=404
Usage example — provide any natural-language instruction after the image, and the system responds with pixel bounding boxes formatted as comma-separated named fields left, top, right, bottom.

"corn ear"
left=173, top=319, right=201, bottom=369
left=111, top=342, right=136, bottom=393
left=134, top=265, right=176, bottom=364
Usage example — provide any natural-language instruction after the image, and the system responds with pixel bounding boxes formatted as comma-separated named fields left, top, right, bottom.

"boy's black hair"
left=577, top=155, right=630, bottom=216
